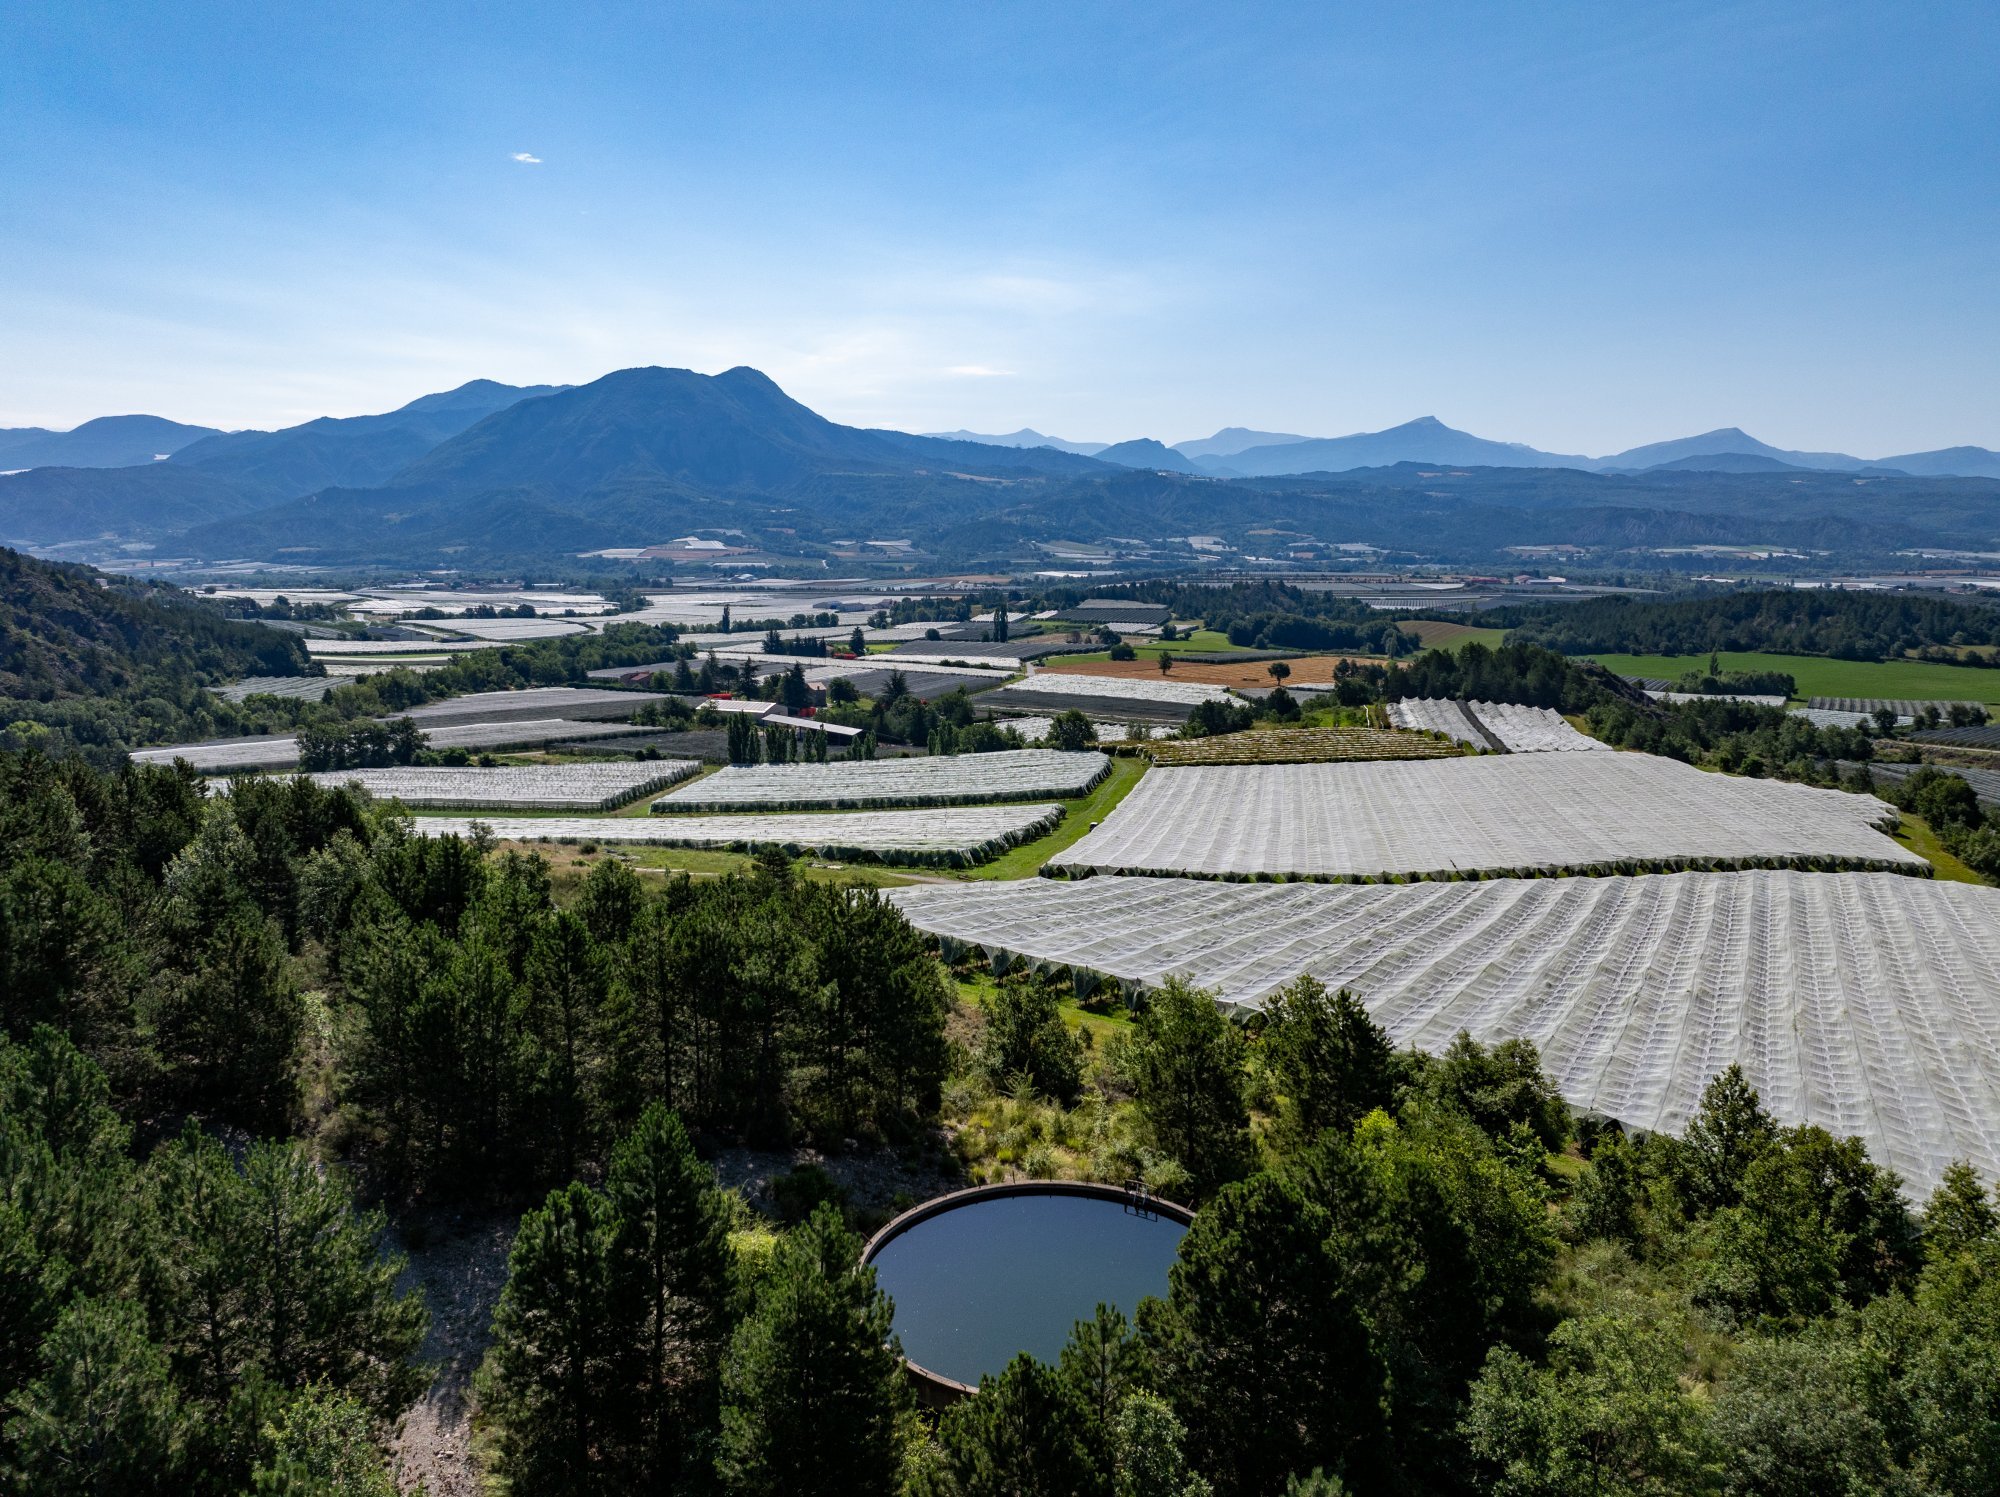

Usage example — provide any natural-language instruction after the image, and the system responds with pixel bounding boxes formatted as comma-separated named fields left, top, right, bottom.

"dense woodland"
left=1488, top=587, right=2000, bottom=661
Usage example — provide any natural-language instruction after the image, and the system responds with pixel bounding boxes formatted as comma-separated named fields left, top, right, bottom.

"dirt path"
left=383, top=1139, right=959, bottom=1493
left=390, top=1209, right=520, bottom=1497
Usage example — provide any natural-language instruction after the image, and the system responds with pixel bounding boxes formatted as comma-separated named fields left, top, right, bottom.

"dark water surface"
left=867, top=1192, right=1187, bottom=1386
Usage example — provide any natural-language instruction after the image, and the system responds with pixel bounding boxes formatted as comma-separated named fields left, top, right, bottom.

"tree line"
left=1486, top=587, right=2000, bottom=661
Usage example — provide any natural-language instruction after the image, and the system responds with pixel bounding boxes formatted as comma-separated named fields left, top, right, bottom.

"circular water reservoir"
left=862, top=1183, right=1191, bottom=1399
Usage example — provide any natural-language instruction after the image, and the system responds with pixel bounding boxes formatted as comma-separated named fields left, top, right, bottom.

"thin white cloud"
left=510, top=152, right=543, bottom=164
left=946, top=364, right=1014, bottom=378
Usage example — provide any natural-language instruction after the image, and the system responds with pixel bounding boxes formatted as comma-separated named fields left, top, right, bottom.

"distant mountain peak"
left=1093, top=437, right=1200, bottom=474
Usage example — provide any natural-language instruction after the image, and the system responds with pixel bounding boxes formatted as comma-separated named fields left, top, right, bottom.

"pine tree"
left=4, top=1297, right=187, bottom=1497
left=1678, top=1064, right=1774, bottom=1215
left=1126, top=977, right=1250, bottom=1194
left=717, top=1203, right=908, bottom=1495
left=602, top=1105, right=737, bottom=1489
left=1152, top=1172, right=1383, bottom=1496
left=934, top=1352, right=1108, bottom=1496
left=1260, top=975, right=1395, bottom=1141
left=483, top=1182, right=622, bottom=1497
left=1924, top=1161, right=1999, bottom=1263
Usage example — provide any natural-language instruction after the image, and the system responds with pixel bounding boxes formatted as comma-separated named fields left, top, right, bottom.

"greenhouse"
left=269, top=761, right=699, bottom=810
left=887, top=870, right=2000, bottom=1194
left=652, top=749, right=1110, bottom=812
left=1047, top=753, right=1921, bottom=882
left=407, top=801, right=1064, bottom=866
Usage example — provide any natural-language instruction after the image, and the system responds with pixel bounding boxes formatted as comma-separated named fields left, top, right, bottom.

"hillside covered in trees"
left=1487, top=587, right=2000, bottom=661
left=0, top=547, right=316, bottom=760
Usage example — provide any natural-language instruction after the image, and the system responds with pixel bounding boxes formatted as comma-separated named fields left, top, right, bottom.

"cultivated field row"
left=888, top=870, right=2000, bottom=1194
left=409, top=801, right=1066, bottom=867
left=651, top=749, right=1110, bottom=812
left=1048, top=754, right=1920, bottom=882
left=270, top=761, right=700, bottom=809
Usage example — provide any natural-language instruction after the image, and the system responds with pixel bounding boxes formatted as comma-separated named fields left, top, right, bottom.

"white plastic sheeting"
left=652, top=750, right=1110, bottom=812
left=1646, top=692, right=1789, bottom=707
left=409, top=802, right=1065, bottom=866
left=1466, top=701, right=1610, bottom=753
left=268, top=761, right=698, bottom=810
left=1386, top=697, right=1484, bottom=748
left=132, top=717, right=653, bottom=772
left=1047, top=755, right=1921, bottom=881
left=887, top=871, right=2000, bottom=1194
left=1388, top=698, right=1607, bottom=752
left=988, top=717, right=1133, bottom=744
left=1005, top=672, right=1238, bottom=708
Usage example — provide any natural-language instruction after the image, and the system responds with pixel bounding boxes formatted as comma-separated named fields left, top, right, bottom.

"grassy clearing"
left=941, top=755, right=1148, bottom=880
left=1893, top=813, right=1989, bottom=885
left=1055, top=628, right=1252, bottom=662
left=1403, top=620, right=1509, bottom=652
left=1580, top=651, right=2000, bottom=706
left=540, top=843, right=919, bottom=889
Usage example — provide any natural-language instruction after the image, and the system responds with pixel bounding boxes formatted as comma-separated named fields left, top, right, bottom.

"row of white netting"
left=888, top=870, right=2000, bottom=1193
left=411, top=802, right=1065, bottom=865
left=239, top=761, right=698, bottom=810
left=654, top=750, right=1109, bottom=812
left=1387, top=697, right=1607, bottom=752
left=1048, top=754, right=1918, bottom=880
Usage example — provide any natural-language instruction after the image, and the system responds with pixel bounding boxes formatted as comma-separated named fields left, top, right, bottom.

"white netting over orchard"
left=888, top=870, right=2000, bottom=1194
left=1465, top=701, right=1610, bottom=753
left=272, top=761, right=698, bottom=810
left=1387, top=698, right=1607, bottom=752
left=1004, top=672, right=1239, bottom=708
left=652, top=750, right=1110, bottom=812
left=408, top=802, right=1063, bottom=866
left=1047, top=754, right=1919, bottom=881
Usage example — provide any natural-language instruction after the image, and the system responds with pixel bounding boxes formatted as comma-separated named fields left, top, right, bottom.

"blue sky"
left=3, top=1, right=1996, bottom=456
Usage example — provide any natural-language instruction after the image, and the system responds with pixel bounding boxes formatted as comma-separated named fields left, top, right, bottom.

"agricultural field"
left=1396, top=620, right=1510, bottom=652
left=269, top=761, right=699, bottom=810
left=130, top=717, right=653, bottom=772
left=1582, top=650, right=2000, bottom=706
left=992, top=671, right=1237, bottom=708
left=410, top=802, right=1066, bottom=867
left=1046, top=753, right=1920, bottom=882
left=1915, top=723, right=2000, bottom=750
left=1810, top=697, right=1978, bottom=717
left=1139, top=727, right=1463, bottom=766
left=1042, top=654, right=1377, bottom=688
left=984, top=716, right=1132, bottom=744
left=886, top=869, right=2000, bottom=1194
left=1467, top=700, right=1611, bottom=752
left=1388, top=697, right=1608, bottom=753
left=210, top=676, right=337, bottom=703
left=651, top=749, right=1110, bottom=812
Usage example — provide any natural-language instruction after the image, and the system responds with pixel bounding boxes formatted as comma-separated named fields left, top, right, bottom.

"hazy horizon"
left=5, top=1, right=1997, bottom=454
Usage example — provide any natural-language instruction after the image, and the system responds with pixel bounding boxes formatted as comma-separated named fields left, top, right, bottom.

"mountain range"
left=936, top=418, right=2000, bottom=480
left=5, top=365, right=2000, bottom=570
left=0, top=414, right=222, bottom=470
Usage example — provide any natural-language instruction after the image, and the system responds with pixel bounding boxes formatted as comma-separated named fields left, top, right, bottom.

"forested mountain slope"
left=0, top=547, right=312, bottom=759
